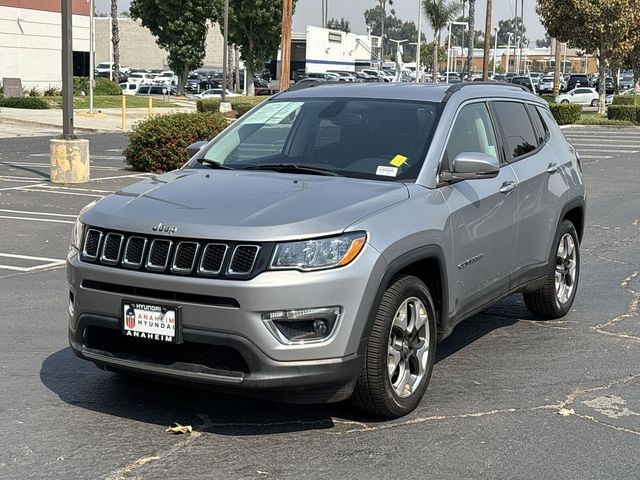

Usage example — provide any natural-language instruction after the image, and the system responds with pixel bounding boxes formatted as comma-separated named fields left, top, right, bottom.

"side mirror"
left=443, top=152, right=500, bottom=182
left=186, top=140, right=207, bottom=159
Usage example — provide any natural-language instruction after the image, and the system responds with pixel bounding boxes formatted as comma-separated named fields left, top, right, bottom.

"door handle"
left=546, top=163, right=560, bottom=174
left=499, top=181, right=517, bottom=194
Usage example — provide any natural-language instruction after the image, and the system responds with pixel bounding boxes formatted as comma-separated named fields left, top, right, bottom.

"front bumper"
left=67, top=244, right=387, bottom=402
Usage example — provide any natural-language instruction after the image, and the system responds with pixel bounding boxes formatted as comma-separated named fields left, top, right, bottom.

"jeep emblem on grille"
left=152, top=223, right=177, bottom=235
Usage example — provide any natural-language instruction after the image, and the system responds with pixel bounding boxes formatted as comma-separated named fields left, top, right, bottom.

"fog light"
left=262, top=306, right=341, bottom=344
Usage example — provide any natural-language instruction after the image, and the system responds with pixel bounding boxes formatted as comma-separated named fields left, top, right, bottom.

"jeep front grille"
left=80, top=228, right=264, bottom=279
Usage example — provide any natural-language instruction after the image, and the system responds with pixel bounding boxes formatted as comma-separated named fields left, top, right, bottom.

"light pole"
left=562, top=42, right=567, bottom=74
left=279, top=0, right=293, bottom=92
left=492, top=26, right=498, bottom=77
left=505, top=32, right=512, bottom=74
left=221, top=0, right=229, bottom=103
left=88, top=0, right=94, bottom=114
left=446, top=21, right=468, bottom=83
left=415, top=0, right=422, bottom=83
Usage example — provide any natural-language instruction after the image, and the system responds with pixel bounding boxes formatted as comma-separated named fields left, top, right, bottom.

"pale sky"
left=96, top=0, right=546, bottom=42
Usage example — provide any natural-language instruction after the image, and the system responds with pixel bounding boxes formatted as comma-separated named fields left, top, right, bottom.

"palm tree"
left=111, top=0, right=120, bottom=81
left=378, top=0, right=394, bottom=59
left=465, top=0, right=475, bottom=78
left=423, top=0, right=462, bottom=82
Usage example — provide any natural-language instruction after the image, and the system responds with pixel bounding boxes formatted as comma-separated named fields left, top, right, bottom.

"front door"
left=439, top=102, right=519, bottom=317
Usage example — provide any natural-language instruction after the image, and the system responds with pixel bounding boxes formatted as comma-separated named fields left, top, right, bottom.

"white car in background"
left=555, top=87, right=600, bottom=107
left=127, top=72, right=155, bottom=85
left=192, top=88, right=240, bottom=99
left=154, top=71, right=177, bottom=86
left=119, top=82, right=138, bottom=96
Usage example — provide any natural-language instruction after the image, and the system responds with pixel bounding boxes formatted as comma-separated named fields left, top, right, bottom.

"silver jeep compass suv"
left=68, top=83, right=585, bottom=418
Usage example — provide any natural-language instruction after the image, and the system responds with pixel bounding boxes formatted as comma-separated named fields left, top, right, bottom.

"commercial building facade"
left=0, top=0, right=89, bottom=88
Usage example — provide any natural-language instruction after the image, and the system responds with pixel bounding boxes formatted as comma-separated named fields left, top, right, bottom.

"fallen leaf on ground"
left=166, top=423, right=193, bottom=434
left=557, top=408, right=575, bottom=416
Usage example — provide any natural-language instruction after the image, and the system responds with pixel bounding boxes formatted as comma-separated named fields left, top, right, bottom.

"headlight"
left=270, top=232, right=366, bottom=271
left=72, top=217, right=85, bottom=249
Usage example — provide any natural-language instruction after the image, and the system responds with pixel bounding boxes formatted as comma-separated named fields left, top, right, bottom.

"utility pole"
left=482, top=0, right=492, bottom=80
left=88, top=0, right=94, bottom=114
left=553, top=38, right=561, bottom=97
left=492, top=26, right=498, bottom=77
left=61, top=0, right=73, bottom=136
left=415, top=0, right=422, bottom=83
left=221, top=0, right=229, bottom=103
left=279, top=0, right=293, bottom=92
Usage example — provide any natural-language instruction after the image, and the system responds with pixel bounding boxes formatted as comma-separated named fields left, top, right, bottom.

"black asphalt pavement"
left=0, top=128, right=639, bottom=479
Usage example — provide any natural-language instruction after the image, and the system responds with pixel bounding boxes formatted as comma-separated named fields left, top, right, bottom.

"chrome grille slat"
left=228, top=245, right=260, bottom=276
left=146, top=239, right=173, bottom=271
left=122, top=236, right=147, bottom=268
left=100, top=233, right=124, bottom=265
left=171, top=241, right=200, bottom=274
left=81, top=229, right=260, bottom=277
left=198, top=243, right=228, bottom=276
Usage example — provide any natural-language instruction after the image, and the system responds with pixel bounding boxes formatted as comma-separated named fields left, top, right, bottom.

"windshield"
left=193, top=98, right=442, bottom=181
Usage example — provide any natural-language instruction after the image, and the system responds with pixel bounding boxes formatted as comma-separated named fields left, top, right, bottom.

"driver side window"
left=443, top=103, right=498, bottom=172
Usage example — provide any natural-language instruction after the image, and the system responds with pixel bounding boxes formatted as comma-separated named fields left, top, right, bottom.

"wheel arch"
left=561, top=199, right=585, bottom=242
left=362, top=245, right=449, bottom=342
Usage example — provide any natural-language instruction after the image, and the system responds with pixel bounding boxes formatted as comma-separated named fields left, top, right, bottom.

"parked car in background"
left=492, top=74, right=507, bottom=82
left=529, top=72, right=542, bottom=85
left=509, top=76, right=536, bottom=93
left=127, top=72, right=155, bottom=85
left=538, top=76, right=554, bottom=94
left=567, top=74, right=590, bottom=91
left=154, top=71, right=177, bottom=86
left=193, top=88, right=239, bottom=99
left=361, top=69, right=392, bottom=82
left=619, top=75, right=634, bottom=91
left=119, top=82, right=139, bottom=96
left=327, top=71, right=359, bottom=82
left=95, top=62, right=113, bottom=74
left=305, top=72, right=341, bottom=82
left=556, top=87, right=599, bottom=106
left=606, top=88, right=636, bottom=105
left=136, top=85, right=177, bottom=97
left=591, top=77, right=614, bottom=95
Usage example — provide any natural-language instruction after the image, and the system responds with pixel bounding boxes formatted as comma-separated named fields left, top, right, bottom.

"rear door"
left=491, top=101, right=568, bottom=283
left=439, top=102, right=519, bottom=316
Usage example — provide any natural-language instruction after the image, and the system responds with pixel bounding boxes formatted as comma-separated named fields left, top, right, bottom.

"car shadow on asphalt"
left=40, top=295, right=531, bottom=435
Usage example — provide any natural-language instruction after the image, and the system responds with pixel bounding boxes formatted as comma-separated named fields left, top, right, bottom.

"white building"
left=0, top=0, right=89, bottom=89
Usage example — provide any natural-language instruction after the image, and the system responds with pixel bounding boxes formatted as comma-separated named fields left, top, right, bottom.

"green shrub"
left=43, top=85, right=61, bottom=96
left=73, top=77, right=89, bottom=96
left=124, top=112, right=228, bottom=172
left=0, top=96, right=50, bottom=109
left=607, top=105, right=639, bottom=123
left=548, top=103, right=582, bottom=125
left=196, top=98, right=221, bottom=112
left=25, top=86, right=41, bottom=97
left=94, top=78, right=121, bottom=95
left=611, top=95, right=636, bottom=106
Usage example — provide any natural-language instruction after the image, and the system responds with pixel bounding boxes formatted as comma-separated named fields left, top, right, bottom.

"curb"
left=0, top=117, right=121, bottom=134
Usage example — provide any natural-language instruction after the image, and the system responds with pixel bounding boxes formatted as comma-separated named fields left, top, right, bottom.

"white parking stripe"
left=35, top=185, right=115, bottom=194
left=0, top=209, right=77, bottom=218
left=575, top=149, right=638, bottom=153
left=578, top=155, right=612, bottom=159
left=0, top=183, right=47, bottom=192
left=0, top=252, right=65, bottom=262
left=2, top=162, right=120, bottom=171
left=0, top=215, right=75, bottom=224
left=0, top=261, right=66, bottom=272
left=17, top=189, right=104, bottom=198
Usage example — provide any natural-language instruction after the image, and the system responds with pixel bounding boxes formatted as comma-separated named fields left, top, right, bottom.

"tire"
left=561, top=99, right=569, bottom=104
left=523, top=220, right=580, bottom=319
left=591, top=99, right=599, bottom=107
left=350, top=275, right=437, bottom=418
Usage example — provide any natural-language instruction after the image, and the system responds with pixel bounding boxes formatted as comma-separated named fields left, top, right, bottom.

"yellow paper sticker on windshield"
left=390, top=154, right=407, bottom=167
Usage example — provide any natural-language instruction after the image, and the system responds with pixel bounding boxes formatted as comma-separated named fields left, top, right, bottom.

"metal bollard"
left=148, top=96, right=153, bottom=118
left=121, top=95, right=126, bottom=130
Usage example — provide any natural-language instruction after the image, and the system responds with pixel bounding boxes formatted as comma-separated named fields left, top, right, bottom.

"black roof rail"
left=442, top=81, right=530, bottom=102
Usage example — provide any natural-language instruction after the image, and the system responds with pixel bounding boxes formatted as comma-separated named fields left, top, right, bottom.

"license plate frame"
left=121, top=301, right=182, bottom=344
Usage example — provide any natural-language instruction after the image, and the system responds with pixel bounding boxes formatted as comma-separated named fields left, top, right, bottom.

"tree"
left=420, top=42, right=447, bottom=72
left=452, top=16, right=484, bottom=50
left=213, top=0, right=297, bottom=96
left=130, top=0, right=216, bottom=94
left=495, top=18, right=526, bottom=46
left=423, top=0, right=462, bottom=81
left=111, top=0, right=120, bottom=80
left=326, top=17, right=351, bottom=33
left=364, top=7, right=418, bottom=62
left=538, top=0, right=638, bottom=114
left=378, top=0, right=394, bottom=59
left=536, top=33, right=551, bottom=48
left=465, top=0, right=475, bottom=80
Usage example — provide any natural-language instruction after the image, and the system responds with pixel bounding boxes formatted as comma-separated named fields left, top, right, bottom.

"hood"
left=82, top=169, right=409, bottom=241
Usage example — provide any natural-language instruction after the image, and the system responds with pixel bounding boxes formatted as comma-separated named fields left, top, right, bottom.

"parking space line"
left=0, top=208, right=77, bottom=218
left=0, top=176, right=46, bottom=182
left=35, top=185, right=116, bottom=194
left=86, top=173, right=152, bottom=182
left=1, top=162, right=121, bottom=171
left=0, top=182, right=48, bottom=192
left=576, top=149, right=638, bottom=153
left=579, top=155, right=612, bottom=159
left=0, top=214, right=75, bottom=224
left=17, top=189, right=104, bottom=198
left=0, top=261, right=66, bottom=272
left=0, top=253, right=66, bottom=262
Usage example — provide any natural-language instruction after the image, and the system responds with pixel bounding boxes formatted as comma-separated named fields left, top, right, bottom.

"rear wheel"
left=591, top=99, right=599, bottom=107
left=561, top=99, right=570, bottom=104
left=524, top=220, right=580, bottom=318
left=351, top=275, right=436, bottom=418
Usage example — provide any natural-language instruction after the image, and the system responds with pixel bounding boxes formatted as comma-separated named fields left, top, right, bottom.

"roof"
left=277, top=82, right=541, bottom=104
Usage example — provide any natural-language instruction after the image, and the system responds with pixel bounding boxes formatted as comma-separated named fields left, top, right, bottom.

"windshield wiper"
left=241, top=163, right=341, bottom=176
left=196, top=158, right=233, bottom=169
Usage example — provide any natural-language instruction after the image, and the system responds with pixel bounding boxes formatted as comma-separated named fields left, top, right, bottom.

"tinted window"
left=492, top=102, right=538, bottom=161
left=574, top=88, right=590, bottom=94
left=137, top=86, right=150, bottom=94
left=527, top=105, right=547, bottom=143
left=443, top=103, right=498, bottom=171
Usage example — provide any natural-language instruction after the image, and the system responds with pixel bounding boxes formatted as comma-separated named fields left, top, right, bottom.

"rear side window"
left=527, top=105, right=547, bottom=143
left=492, top=102, right=538, bottom=161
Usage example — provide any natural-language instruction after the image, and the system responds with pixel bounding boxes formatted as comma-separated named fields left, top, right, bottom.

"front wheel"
left=591, top=99, right=599, bottom=107
left=350, top=275, right=436, bottom=418
left=561, top=99, right=570, bottom=104
left=524, top=220, right=580, bottom=318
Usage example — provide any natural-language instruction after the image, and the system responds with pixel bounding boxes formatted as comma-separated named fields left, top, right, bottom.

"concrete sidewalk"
left=0, top=105, right=195, bottom=133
